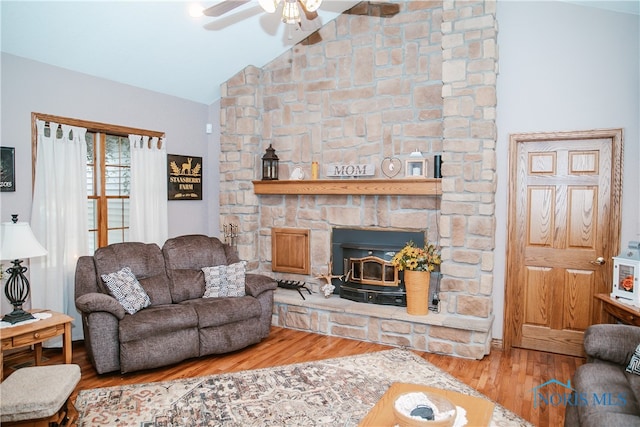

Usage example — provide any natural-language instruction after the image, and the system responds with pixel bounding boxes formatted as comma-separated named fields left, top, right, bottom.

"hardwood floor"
left=3, top=326, right=584, bottom=427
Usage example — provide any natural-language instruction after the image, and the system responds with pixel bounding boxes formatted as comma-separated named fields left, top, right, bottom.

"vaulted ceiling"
left=1, top=1, right=638, bottom=105
left=1, top=0, right=361, bottom=104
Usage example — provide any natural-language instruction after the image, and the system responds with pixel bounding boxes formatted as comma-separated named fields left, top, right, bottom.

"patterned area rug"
left=75, top=349, right=531, bottom=426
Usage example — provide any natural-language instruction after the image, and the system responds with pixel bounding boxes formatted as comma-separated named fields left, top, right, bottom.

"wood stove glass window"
left=349, top=256, right=398, bottom=286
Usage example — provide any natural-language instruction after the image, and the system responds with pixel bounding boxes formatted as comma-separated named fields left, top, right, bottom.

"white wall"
left=207, top=100, right=222, bottom=238
left=495, top=1, right=640, bottom=339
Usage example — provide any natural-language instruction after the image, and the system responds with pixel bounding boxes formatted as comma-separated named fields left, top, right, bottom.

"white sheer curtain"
left=30, top=121, right=89, bottom=342
left=128, top=134, right=168, bottom=246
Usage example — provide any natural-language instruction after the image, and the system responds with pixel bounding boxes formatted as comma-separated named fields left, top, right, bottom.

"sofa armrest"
left=245, top=273, right=277, bottom=298
left=76, top=292, right=126, bottom=320
left=584, top=323, right=640, bottom=365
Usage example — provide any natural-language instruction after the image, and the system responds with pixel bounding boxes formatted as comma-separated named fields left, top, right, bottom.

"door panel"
left=528, top=187, right=554, bottom=245
left=505, top=129, right=623, bottom=357
left=567, top=187, right=596, bottom=248
left=524, top=266, right=551, bottom=326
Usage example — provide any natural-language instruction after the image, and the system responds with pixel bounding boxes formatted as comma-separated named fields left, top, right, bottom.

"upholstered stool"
left=0, top=364, right=81, bottom=426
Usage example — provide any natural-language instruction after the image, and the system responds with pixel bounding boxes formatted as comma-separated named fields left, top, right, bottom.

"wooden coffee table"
left=0, top=309, right=73, bottom=380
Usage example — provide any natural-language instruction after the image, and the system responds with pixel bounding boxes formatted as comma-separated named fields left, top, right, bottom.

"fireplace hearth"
left=331, top=228, right=440, bottom=308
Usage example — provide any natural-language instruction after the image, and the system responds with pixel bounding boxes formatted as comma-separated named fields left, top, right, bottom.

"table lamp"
left=0, top=214, right=48, bottom=324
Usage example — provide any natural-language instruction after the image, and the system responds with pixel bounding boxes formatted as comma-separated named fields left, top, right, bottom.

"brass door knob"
left=590, top=257, right=606, bottom=266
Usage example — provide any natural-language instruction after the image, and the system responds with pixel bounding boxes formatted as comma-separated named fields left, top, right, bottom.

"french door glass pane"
left=105, top=166, right=130, bottom=196
left=105, top=135, right=130, bottom=164
left=107, top=198, right=129, bottom=228
left=108, top=228, right=128, bottom=245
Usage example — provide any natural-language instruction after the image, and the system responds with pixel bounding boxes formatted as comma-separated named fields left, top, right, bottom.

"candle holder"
left=223, top=224, right=239, bottom=248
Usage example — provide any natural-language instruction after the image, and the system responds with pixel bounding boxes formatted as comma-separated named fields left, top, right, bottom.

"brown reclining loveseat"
left=75, top=234, right=277, bottom=374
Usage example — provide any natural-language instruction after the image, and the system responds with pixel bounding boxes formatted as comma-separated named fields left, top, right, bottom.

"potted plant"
left=391, top=241, right=441, bottom=315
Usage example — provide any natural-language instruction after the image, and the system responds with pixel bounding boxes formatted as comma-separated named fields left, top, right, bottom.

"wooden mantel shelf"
left=252, top=178, right=442, bottom=196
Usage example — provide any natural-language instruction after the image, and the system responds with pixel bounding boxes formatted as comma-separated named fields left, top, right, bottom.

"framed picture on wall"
left=167, top=154, right=202, bottom=200
left=1, top=147, right=15, bottom=192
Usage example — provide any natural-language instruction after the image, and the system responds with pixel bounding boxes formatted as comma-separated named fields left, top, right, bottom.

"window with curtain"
left=31, top=113, right=168, bottom=342
left=32, top=113, right=165, bottom=253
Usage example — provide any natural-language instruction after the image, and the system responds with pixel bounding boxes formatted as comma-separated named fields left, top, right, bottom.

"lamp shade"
left=0, top=221, right=48, bottom=261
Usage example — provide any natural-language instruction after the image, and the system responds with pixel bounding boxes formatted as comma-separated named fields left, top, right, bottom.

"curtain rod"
left=34, top=112, right=165, bottom=138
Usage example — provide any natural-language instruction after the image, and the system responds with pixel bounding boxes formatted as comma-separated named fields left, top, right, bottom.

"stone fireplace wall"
left=219, top=1, right=498, bottom=357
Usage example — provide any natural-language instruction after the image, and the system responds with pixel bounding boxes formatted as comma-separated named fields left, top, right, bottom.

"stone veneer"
left=219, top=1, right=498, bottom=359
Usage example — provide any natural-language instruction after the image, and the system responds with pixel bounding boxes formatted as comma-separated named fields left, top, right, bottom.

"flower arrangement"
left=391, top=241, right=441, bottom=272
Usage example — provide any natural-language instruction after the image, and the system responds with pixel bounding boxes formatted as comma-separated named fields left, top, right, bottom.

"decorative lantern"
left=261, top=144, right=279, bottom=180
left=611, top=241, right=640, bottom=307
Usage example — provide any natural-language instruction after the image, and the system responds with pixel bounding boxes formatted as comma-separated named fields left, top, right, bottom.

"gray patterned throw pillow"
left=202, top=261, right=246, bottom=298
left=101, top=267, right=151, bottom=314
left=626, top=344, right=640, bottom=375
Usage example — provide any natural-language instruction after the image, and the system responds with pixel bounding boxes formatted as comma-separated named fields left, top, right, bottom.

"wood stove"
left=331, top=228, right=428, bottom=307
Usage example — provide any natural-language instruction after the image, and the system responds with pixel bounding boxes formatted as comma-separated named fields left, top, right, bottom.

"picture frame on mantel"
left=0, top=146, right=15, bottom=192
left=405, top=158, right=426, bottom=178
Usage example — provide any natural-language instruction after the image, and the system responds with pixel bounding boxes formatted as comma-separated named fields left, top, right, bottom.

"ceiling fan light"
left=282, top=0, right=301, bottom=24
left=300, top=0, right=322, bottom=12
left=259, top=0, right=280, bottom=13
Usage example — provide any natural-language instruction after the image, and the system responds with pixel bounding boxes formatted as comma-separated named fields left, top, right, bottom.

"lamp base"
left=2, top=309, right=35, bottom=324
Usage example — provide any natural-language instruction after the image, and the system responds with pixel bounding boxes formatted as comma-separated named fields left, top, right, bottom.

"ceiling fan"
left=203, top=0, right=323, bottom=32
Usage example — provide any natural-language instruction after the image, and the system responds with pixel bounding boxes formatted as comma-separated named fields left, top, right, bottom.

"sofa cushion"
left=181, top=296, right=261, bottom=328
left=118, top=304, right=199, bottom=343
left=163, top=235, right=233, bottom=303
left=202, top=261, right=247, bottom=298
left=573, top=362, right=640, bottom=421
left=101, top=267, right=151, bottom=314
left=165, top=269, right=206, bottom=303
left=120, top=328, right=200, bottom=374
left=584, top=324, right=640, bottom=365
left=94, top=242, right=172, bottom=305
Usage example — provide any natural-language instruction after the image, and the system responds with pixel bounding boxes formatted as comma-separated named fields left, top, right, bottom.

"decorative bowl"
left=393, top=391, right=457, bottom=427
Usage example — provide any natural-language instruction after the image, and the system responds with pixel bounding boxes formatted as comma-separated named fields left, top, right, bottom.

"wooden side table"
left=595, top=293, right=640, bottom=326
left=0, top=310, right=74, bottom=380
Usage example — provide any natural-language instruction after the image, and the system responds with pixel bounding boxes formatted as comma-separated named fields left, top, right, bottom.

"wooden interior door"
left=504, top=129, right=623, bottom=357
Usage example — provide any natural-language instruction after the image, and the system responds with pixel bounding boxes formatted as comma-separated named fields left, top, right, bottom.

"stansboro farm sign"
left=325, top=163, right=375, bottom=178
left=168, top=154, right=202, bottom=200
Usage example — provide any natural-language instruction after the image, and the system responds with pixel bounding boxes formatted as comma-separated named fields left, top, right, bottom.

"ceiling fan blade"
left=299, top=9, right=321, bottom=32
left=297, top=0, right=320, bottom=31
left=342, top=1, right=400, bottom=18
left=302, top=9, right=318, bottom=21
left=300, top=31, right=323, bottom=46
left=203, top=5, right=263, bottom=31
left=203, top=0, right=251, bottom=17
